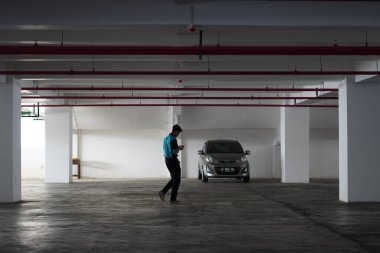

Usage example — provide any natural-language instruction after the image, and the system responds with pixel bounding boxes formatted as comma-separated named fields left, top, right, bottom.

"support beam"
left=2, top=45, right=380, bottom=56
left=21, top=95, right=339, bottom=100
left=339, top=78, right=380, bottom=202
left=45, top=107, right=73, bottom=183
left=22, top=103, right=338, bottom=108
left=22, top=87, right=338, bottom=92
left=0, top=76, right=21, bottom=202
left=281, top=107, right=310, bottom=183
left=1, top=70, right=380, bottom=76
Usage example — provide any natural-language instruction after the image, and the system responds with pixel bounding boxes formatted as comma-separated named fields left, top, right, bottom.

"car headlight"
left=242, top=168, right=249, bottom=173
left=205, top=155, right=214, bottom=163
left=240, top=156, right=248, bottom=162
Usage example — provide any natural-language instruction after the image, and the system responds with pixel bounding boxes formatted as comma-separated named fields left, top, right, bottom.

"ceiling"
left=1, top=1, right=380, bottom=108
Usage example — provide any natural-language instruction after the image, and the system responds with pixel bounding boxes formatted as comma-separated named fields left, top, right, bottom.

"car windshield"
left=207, top=142, right=244, bottom=154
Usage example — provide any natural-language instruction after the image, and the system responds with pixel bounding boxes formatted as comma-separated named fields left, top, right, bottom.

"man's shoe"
left=170, top=200, right=181, bottom=204
left=159, top=191, right=165, bottom=201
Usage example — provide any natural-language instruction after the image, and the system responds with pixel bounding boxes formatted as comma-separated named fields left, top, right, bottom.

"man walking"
left=159, top=125, right=184, bottom=204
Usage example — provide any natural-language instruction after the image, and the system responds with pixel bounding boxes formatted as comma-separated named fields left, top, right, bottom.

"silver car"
left=197, top=140, right=251, bottom=183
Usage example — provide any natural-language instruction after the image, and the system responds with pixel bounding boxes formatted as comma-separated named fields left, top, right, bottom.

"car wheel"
left=198, top=169, right=202, bottom=180
left=243, top=176, right=250, bottom=183
left=202, top=171, right=208, bottom=183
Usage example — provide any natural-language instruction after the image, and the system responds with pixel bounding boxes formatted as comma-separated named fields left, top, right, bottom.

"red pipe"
left=2, top=45, right=380, bottom=56
left=21, top=95, right=338, bottom=100
left=3, top=70, right=380, bottom=76
left=21, top=103, right=338, bottom=108
left=22, top=87, right=338, bottom=92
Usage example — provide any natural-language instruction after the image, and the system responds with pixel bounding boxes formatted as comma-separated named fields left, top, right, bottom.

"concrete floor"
left=1, top=179, right=380, bottom=252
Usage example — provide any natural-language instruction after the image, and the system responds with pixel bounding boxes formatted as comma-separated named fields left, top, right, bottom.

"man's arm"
left=170, top=139, right=180, bottom=157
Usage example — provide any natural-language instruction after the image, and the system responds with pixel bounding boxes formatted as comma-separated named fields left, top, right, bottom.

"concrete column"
left=280, top=107, right=310, bottom=183
left=339, top=78, right=380, bottom=202
left=165, top=106, right=174, bottom=133
left=0, top=76, right=21, bottom=202
left=45, top=107, right=73, bottom=183
left=173, top=106, right=183, bottom=164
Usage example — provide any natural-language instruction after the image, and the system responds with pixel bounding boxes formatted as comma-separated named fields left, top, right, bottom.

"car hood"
left=208, top=153, right=244, bottom=160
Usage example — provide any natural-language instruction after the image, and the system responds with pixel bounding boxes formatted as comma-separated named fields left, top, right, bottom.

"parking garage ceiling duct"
left=1, top=45, right=380, bottom=56
left=21, top=87, right=338, bottom=92
left=3, top=70, right=380, bottom=76
left=21, top=103, right=338, bottom=108
left=21, top=95, right=338, bottom=100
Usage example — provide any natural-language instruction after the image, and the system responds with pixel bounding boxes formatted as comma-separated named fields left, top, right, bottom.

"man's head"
left=171, top=124, right=183, bottom=137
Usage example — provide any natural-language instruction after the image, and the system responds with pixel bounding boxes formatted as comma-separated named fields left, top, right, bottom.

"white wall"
left=73, top=107, right=171, bottom=179
left=21, top=118, right=45, bottom=179
left=74, top=107, right=168, bottom=130
left=180, top=107, right=280, bottom=129
left=309, top=108, right=339, bottom=179
left=310, top=108, right=339, bottom=129
left=79, top=129, right=169, bottom=179
left=310, top=129, right=339, bottom=178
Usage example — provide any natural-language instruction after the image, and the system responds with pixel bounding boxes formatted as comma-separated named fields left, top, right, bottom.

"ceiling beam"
left=21, top=103, right=338, bottom=108
left=4, top=70, right=380, bottom=76
left=2, top=45, right=380, bottom=56
left=21, top=87, right=338, bottom=92
left=21, top=95, right=338, bottom=100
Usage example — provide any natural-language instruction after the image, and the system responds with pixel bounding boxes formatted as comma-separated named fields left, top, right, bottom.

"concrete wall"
left=73, top=107, right=168, bottom=130
left=310, top=129, right=339, bottom=178
left=79, top=129, right=169, bottom=179
left=180, top=107, right=280, bottom=129
left=21, top=118, right=45, bottom=179
left=310, top=108, right=339, bottom=129
left=309, top=108, right=339, bottom=178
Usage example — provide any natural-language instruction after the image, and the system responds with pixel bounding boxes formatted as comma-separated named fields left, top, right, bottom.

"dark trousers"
left=162, top=158, right=181, bottom=201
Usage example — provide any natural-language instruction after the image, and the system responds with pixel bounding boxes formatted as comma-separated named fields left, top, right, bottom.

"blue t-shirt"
left=163, top=134, right=179, bottom=159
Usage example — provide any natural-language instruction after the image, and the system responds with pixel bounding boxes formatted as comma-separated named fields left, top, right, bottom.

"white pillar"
left=174, top=106, right=183, bottom=155
left=280, top=107, right=310, bottom=183
left=339, top=78, right=380, bottom=202
left=45, top=107, right=73, bottom=183
left=0, top=76, right=21, bottom=202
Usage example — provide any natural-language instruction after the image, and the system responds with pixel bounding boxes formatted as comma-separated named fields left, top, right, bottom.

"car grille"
left=218, top=160, right=236, bottom=164
left=214, top=167, right=241, bottom=175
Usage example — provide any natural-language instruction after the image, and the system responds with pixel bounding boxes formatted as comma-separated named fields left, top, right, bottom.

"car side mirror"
left=198, top=150, right=204, bottom=155
left=245, top=150, right=251, bottom=155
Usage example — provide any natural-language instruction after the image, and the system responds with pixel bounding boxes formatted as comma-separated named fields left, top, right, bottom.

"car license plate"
left=222, top=168, right=235, bottom=172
